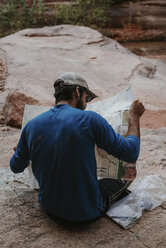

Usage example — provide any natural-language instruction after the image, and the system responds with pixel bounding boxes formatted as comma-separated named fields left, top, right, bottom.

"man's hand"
left=130, top=99, right=145, bottom=120
left=13, top=145, right=18, bottom=152
left=126, top=100, right=145, bottom=139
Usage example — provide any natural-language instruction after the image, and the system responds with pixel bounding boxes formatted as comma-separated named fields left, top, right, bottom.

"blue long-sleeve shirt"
left=10, top=104, right=140, bottom=221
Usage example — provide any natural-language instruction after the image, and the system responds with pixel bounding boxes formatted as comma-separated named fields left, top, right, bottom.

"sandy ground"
left=0, top=190, right=166, bottom=248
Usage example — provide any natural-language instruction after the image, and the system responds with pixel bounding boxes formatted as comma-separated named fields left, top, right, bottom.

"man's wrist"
left=129, top=114, right=140, bottom=124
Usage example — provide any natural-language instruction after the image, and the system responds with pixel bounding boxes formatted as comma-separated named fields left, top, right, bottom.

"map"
left=22, top=105, right=51, bottom=128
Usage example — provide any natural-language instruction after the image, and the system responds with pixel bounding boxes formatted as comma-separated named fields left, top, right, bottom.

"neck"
left=56, top=100, right=76, bottom=108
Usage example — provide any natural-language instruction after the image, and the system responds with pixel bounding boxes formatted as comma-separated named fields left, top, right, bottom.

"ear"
left=75, top=87, right=80, bottom=99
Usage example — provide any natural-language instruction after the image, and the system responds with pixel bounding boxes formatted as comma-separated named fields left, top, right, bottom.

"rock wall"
left=110, top=0, right=166, bottom=30
left=107, top=0, right=166, bottom=41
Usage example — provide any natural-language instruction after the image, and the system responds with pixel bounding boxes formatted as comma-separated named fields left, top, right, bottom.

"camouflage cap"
left=54, top=72, right=97, bottom=102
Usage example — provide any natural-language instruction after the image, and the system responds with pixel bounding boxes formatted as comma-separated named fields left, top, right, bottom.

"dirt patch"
left=0, top=189, right=166, bottom=248
left=101, top=28, right=166, bottom=42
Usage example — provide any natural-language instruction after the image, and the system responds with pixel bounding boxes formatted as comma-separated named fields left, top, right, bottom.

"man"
left=10, top=72, right=145, bottom=222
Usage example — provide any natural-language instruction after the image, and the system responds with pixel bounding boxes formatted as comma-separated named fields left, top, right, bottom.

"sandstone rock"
left=141, top=109, right=166, bottom=129
left=0, top=24, right=166, bottom=113
left=110, top=0, right=166, bottom=30
left=107, top=0, right=166, bottom=41
left=0, top=91, right=39, bottom=128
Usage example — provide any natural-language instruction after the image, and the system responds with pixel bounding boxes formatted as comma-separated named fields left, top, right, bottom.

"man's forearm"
left=10, top=150, right=29, bottom=173
left=126, top=116, right=140, bottom=139
left=10, top=128, right=30, bottom=173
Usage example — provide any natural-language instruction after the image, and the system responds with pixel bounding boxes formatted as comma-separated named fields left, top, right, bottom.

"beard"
left=76, top=98, right=86, bottom=110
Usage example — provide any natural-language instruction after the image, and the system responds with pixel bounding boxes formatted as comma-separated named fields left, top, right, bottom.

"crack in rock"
left=125, top=63, right=143, bottom=82
left=125, top=61, right=157, bottom=83
left=138, top=65, right=157, bottom=79
left=86, top=38, right=105, bottom=45
left=24, top=33, right=73, bottom=37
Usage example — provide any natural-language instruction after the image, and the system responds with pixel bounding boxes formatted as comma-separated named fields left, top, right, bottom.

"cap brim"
left=86, top=89, right=98, bottom=103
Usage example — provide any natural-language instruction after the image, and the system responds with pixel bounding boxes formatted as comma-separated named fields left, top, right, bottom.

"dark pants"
left=98, top=178, right=130, bottom=215
left=45, top=178, right=130, bottom=224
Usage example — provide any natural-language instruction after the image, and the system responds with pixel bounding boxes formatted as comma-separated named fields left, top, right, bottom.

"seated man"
left=10, top=72, right=145, bottom=222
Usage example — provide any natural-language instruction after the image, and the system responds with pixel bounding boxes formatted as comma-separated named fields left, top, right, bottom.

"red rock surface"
left=0, top=91, right=39, bottom=128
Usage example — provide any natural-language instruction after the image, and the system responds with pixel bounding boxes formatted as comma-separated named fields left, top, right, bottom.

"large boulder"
left=0, top=25, right=166, bottom=128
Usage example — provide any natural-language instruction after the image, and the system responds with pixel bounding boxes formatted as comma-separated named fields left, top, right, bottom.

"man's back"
left=11, top=104, right=105, bottom=221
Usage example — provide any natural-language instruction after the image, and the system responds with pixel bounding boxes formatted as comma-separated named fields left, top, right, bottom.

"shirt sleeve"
left=10, top=126, right=30, bottom=173
left=91, top=112, right=140, bottom=163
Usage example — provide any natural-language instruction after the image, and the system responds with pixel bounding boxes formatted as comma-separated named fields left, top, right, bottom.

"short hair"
left=53, top=79, right=85, bottom=104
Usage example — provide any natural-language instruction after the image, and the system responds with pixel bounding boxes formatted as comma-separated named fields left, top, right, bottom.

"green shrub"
left=0, top=0, right=114, bottom=38
left=56, top=0, right=113, bottom=28
left=0, top=0, right=48, bottom=38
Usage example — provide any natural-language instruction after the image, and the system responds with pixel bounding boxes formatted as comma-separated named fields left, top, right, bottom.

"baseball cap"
left=54, top=72, right=98, bottom=102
